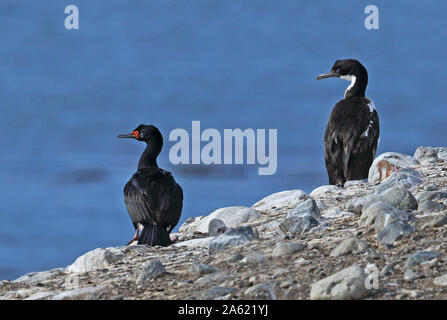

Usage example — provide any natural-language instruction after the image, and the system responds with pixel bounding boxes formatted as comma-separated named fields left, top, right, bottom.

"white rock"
left=24, top=291, right=56, bottom=300
left=310, top=265, right=368, bottom=300
left=51, top=285, right=109, bottom=300
left=66, top=247, right=127, bottom=273
left=252, top=190, right=308, bottom=212
left=434, top=274, right=447, bottom=286
left=368, top=152, right=419, bottom=183
left=14, top=268, right=64, bottom=283
left=310, top=185, right=341, bottom=197
left=179, top=206, right=261, bottom=234
left=414, top=146, right=438, bottom=164
left=173, top=237, right=214, bottom=248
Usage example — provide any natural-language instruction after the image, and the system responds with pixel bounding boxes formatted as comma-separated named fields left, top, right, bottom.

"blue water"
left=1, top=1, right=446, bottom=280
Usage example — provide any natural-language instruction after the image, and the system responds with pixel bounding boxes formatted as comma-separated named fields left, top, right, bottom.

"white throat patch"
left=340, top=75, right=356, bottom=98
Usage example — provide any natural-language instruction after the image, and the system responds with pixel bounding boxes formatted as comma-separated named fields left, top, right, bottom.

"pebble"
left=422, top=215, right=447, bottom=229
left=272, top=242, right=305, bottom=257
left=244, top=283, right=276, bottom=300
left=377, top=220, right=415, bottom=245
left=404, top=269, right=423, bottom=281
left=189, top=262, right=219, bottom=275
left=433, top=273, right=447, bottom=286
left=200, top=286, right=235, bottom=300
left=330, top=237, right=369, bottom=257
left=208, top=219, right=227, bottom=236
left=380, top=263, right=396, bottom=277
left=405, top=251, right=440, bottom=267
left=310, top=265, right=368, bottom=300
left=209, top=226, right=258, bottom=252
left=137, top=260, right=167, bottom=283
left=418, top=200, right=444, bottom=213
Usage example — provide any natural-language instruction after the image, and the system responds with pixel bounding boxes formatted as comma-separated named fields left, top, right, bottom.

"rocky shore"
left=1, top=146, right=447, bottom=300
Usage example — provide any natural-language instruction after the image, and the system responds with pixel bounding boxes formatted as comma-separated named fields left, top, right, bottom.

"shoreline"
left=1, top=146, right=447, bottom=300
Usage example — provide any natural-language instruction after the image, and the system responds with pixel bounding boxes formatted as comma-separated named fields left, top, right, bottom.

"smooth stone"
left=244, top=283, right=276, bottom=300
left=14, top=268, right=65, bottom=283
left=310, top=265, right=368, bottom=300
left=272, top=268, right=290, bottom=279
left=414, top=146, right=438, bottom=164
left=272, top=242, right=305, bottom=257
left=199, top=286, right=235, bottom=300
left=377, top=220, right=415, bottom=245
left=67, top=247, right=127, bottom=273
left=174, top=237, right=214, bottom=248
left=309, top=185, right=341, bottom=197
left=240, top=253, right=267, bottom=264
left=404, top=269, right=422, bottom=281
left=437, top=147, right=447, bottom=161
left=433, top=274, right=447, bottom=286
left=405, top=251, right=441, bottom=267
left=323, top=208, right=355, bottom=219
left=330, top=237, right=369, bottom=257
left=416, top=190, right=447, bottom=203
left=195, top=271, right=231, bottom=285
left=51, top=285, right=109, bottom=300
left=375, top=168, right=423, bottom=193
left=189, top=262, right=219, bottom=275
left=345, top=197, right=366, bottom=215
left=179, top=206, right=261, bottom=234
left=418, top=200, right=444, bottom=213
left=24, top=291, right=56, bottom=300
left=280, top=214, right=319, bottom=236
left=368, top=152, right=419, bottom=183
left=422, top=215, right=447, bottom=229
left=208, top=219, right=227, bottom=236
left=137, top=260, right=167, bottom=282
left=364, top=187, right=417, bottom=211
left=359, top=202, right=415, bottom=232
left=315, top=199, right=328, bottom=211
left=424, top=184, right=438, bottom=191
left=252, top=190, right=308, bottom=212
left=209, top=227, right=257, bottom=252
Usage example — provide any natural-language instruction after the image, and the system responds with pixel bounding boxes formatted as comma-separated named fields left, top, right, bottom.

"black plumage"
left=118, top=124, right=183, bottom=246
left=317, top=59, right=380, bottom=186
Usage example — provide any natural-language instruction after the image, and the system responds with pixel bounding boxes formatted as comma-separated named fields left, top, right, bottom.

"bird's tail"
left=138, top=224, right=171, bottom=246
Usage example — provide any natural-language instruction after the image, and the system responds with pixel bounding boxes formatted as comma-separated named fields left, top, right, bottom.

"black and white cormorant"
left=317, top=59, right=379, bottom=187
left=118, top=124, right=183, bottom=246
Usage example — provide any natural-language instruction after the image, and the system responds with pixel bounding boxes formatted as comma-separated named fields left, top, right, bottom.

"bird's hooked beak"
left=118, top=131, right=139, bottom=139
left=317, top=71, right=340, bottom=80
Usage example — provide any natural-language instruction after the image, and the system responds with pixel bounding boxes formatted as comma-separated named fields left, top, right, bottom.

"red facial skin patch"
left=133, top=131, right=139, bottom=139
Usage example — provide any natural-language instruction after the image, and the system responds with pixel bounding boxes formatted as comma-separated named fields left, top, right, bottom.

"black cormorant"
left=317, top=59, right=380, bottom=186
left=118, top=124, right=183, bottom=246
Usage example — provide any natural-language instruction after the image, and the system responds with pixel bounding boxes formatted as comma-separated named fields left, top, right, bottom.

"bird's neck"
left=137, top=144, right=160, bottom=169
left=343, top=74, right=367, bottom=99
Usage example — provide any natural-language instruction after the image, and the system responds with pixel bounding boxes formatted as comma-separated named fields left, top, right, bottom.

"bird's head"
left=317, top=59, right=368, bottom=97
left=118, top=124, right=163, bottom=146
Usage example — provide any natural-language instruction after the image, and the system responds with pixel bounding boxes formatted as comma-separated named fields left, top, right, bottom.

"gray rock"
left=52, top=285, right=109, bottom=300
left=416, top=190, right=447, bottom=203
left=344, top=180, right=367, bottom=187
left=67, top=247, right=127, bottom=273
left=189, top=262, right=219, bottom=275
left=209, top=227, right=257, bottom=252
left=375, top=168, right=423, bottom=193
left=315, top=199, right=328, bottom=211
left=310, top=265, right=368, bottom=300
left=226, top=253, right=244, bottom=263
left=330, top=237, right=369, bottom=257
left=24, top=291, right=56, bottom=300
left=252, top=190, right=308, bottom=212
left=137, top=260, right=167, bottom=282
left=174, top=237, right=214, bottom=249
left=280, top=214, right=319, bottom=236
left=359, top=202, right=416, bottom=232
left=195, top=271, right=231, bottom=285
left=368, top=152, right=419, bottom=183
left=414, top=146, right=438, bottom=164
left=286, top=198, right=321, bottom=220
left=422, top=215, right=447, bottom=229
left=272, top=268, right=290, bottom=279
left=404, top=269, right=422, bottom=281
left=405, top=251, right=440, bottom=267
left=208, top=219, right=227, bottom=236
left=240, top=253, right=267, bottom=264
left=377, top=220, right=415, bottom=245
left=244, top=283, right=276, bottom=300
left=364, top=187, right=417, bottom=211
left=345, top=197, right=366, bottom=215
left=424, top=184, right=438, bottom=191
left=199, top=286, right=235, bottom=300
left=14, top=268, right=65, bottom=283
left=380, top=263, right=396, bottom=277
left=179, top=206, right=261, bottom=234
left=418, top=200, right=444, bottom=213
left=309, top=185, right=341, bottom=197
left=272, top=242, right=305, bottom=257
left=433, top=274, right=447, bottom=286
